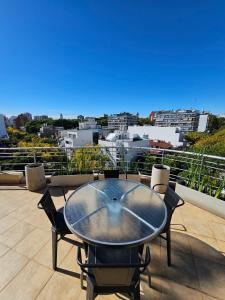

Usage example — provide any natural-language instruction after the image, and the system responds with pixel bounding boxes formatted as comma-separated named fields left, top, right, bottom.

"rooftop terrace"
left=0, top=185, right=224, bottom=300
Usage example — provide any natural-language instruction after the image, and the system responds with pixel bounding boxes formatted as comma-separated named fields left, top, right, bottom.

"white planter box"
left=0, top=171, right=23, bottom=184
left=51, top=174, right=93, bottom=187
left=176, top=183, right=225, bottom=220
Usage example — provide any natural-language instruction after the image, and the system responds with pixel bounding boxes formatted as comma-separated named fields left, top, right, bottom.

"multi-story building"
left=99, top=131, right=149, bottom=166
left=8, top=116, right=17, bottom=127
left=23, top=112, right=32, bottom=121
left=151, top=110, right=208, bottom=133
left=108, top=113, right=138, bottom=130
left=39, top=124, right=55, bottom=137
left=128, top=125, right=184, bottom=148
left=34, top=115, right=48, bottom=121
left=15, top=112, right=32, bottom=128
left=0, top=114, right=8, bottom=139
left=59, top=128, right=101, bottom=148
left=79, top=117, right=101, bottom=130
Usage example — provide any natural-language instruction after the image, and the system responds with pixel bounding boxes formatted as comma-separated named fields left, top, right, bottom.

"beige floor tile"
left=160, top=231, right=192, bottom=255
left=0, top=215, right=18, bottom=234
left=0, top=204, right=16, bottom=219
left=188, top=233, right=225, bottom=265
left=202, top=295, right=218, bottom=300
left=59, top=246, right=81, bottom=275
left=194, top=257, right=225, bottom=300
left=160, top=247, right=200, bottom=290
left=36, top=272, right=81, bottom=300
left=24, top=210, right=51, bottom=229
left=160, top=278, right=203, bottom=300
left=14, top=228, right=50, bottom=259
left=0, top=249, right=28, bottom=292
left=8, top=203, right=36, bottom=221
left=0, top=261, right=53, bottom=300
left=34, top=238, right=73, bottom=269
left=209, top=222, right=225, bottom=242
left=0, top=221, right=35, bottom=248
left=0, top=242, right=9, bottom=257
left=141, top=275, right=162, bottom=300
left=181, top=214, right=214, bottom=238
left=216, top=239, right=225, bottom=256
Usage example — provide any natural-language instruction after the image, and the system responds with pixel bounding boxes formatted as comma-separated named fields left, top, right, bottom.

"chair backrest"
left=37, top=190, right=57, bottom=227
left=163, top=186, right=182, bottom=231
left=104, top=169, right=119, bottom=179
left=88, top=245, right=138, bottom=286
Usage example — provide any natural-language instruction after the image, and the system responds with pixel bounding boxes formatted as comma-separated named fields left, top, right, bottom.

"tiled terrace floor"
left=0, top=186, right=225, bottom=300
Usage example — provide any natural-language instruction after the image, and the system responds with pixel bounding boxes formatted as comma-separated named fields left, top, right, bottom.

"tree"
left=96, top=116, right=108, bottom=126
left=208, top=114, right=219, bottom=133
left=71, top=146, right=109, bottom=173
left=191, top=128, right=225, bottom=157
left=48, top=119, right=79, bottom=129
left=185, top=132, right=208, bottom=145
left=137, top=118, right=154, bottom=126
left=25, top=120, right=45, bottom=134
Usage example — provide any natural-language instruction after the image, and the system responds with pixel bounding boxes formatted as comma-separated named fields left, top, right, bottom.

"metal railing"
left=0, top=146, right=225, bottom=198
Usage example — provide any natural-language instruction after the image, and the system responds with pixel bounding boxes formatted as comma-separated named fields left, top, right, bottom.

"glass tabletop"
left=64, top=179, right=167, bottom=246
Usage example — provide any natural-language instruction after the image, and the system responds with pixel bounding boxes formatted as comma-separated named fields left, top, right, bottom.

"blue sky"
left=0, top=0, right=225, bottom=118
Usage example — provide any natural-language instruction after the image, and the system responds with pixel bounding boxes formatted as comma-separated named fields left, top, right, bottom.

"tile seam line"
left=0, top=258, right=30, bottom=294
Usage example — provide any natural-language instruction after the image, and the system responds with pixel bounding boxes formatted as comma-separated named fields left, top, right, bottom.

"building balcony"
left=0, top=146, right=225, bottom=299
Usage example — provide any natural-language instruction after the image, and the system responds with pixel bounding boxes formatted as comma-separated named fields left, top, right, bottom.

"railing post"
left=33, top=151, right=37, bottom=164
left=161, top=150, right=165, bottom=164
left=198, top=154, right=204, bottom=185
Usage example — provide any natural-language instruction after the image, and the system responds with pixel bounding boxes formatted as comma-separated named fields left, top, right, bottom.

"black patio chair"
left=103, top=169, right=119, bottom=179
left=37, top=190, right=81, bottom=270
left=48, top=172, right=67, bottom=202
left=77, top=244, right=151, bottom=300
left=152, top=183, right=185, bottom=266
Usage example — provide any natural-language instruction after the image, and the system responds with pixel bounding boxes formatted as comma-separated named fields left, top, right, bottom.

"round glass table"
left=64, top=179, right=167, bottom=246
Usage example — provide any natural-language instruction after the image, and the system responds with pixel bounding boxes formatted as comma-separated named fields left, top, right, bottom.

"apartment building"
left=108, top=113, right=138, bottom=130
left=79, top=117, right=101, bottom=130
left=128, top=125, right=184, bottom=148
left=0, top=114, right=8, bottom=139
left=34, top=115, right=48, bottom=121
left=151, top=110, right=208, bottom=133
left=99, top=131, right=149, bottom=165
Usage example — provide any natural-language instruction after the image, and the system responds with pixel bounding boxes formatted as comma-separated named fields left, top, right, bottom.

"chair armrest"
left=177, top=197, right=185, bottom=207
left=152, top=183, right=168, bottom=190
left=37, top=201, right=43, bottom=209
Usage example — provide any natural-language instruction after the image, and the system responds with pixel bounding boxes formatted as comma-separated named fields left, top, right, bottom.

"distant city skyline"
left=2, top=105, right=224, bottom=119
left=1, top=1, right=225, bottom=116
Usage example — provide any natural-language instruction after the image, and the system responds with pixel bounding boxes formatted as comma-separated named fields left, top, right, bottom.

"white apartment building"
left=59, top=128, right=100, bottom=148
left=0, top=114, right=8, bottom=139
left=127, top=125, right=184, bottom=148
left=152, top=110, right=208, bottom=133
left=108, top=113, right=138, bottom=130
left=79, top=117, right=101, bottom=130
left=197, top=114, right=208, bottom=132
left=99, top=131, right=149, bottom=165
